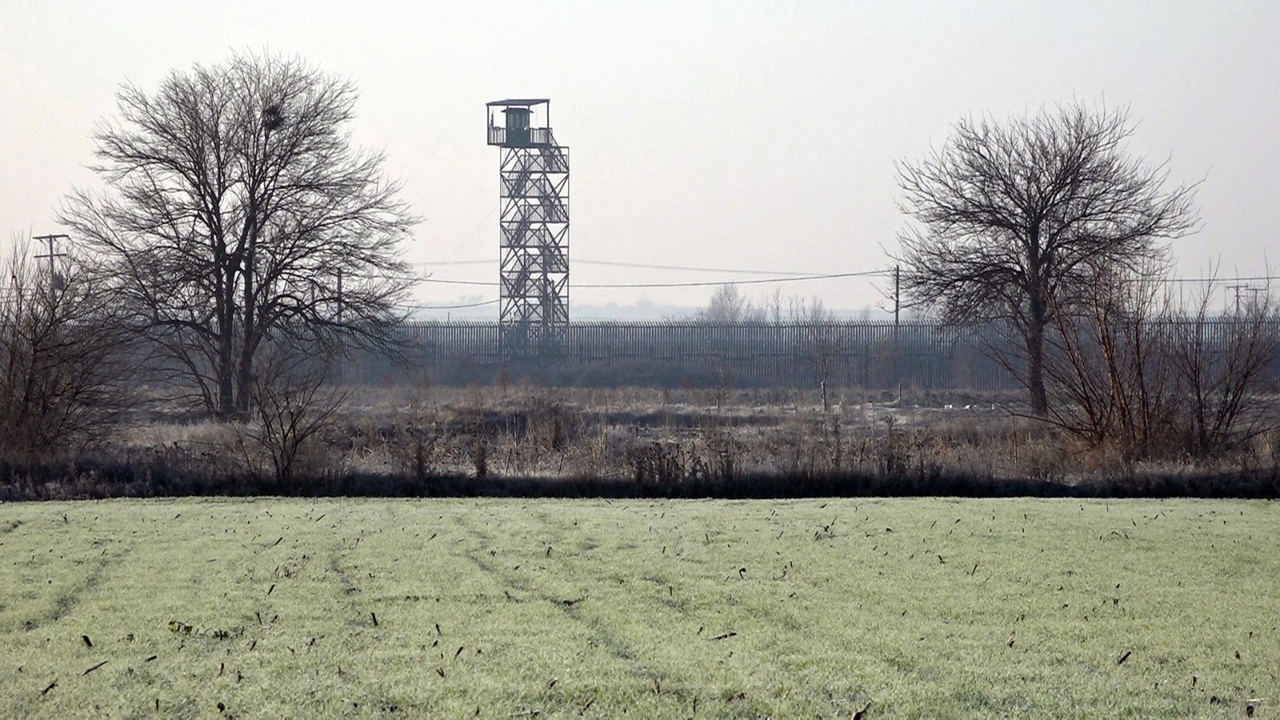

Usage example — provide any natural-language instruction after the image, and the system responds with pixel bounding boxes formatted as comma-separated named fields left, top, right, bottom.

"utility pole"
left=1226, top=283, right=1248, bottom=315
left=1243, top=286, right=1265, bottom=312
left=33, top=233, right=69, bottom=285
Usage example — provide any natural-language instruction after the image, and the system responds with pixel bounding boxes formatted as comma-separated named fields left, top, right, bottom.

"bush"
left=1045, top=263, right=1279, bottom=461
left=0, top=239, right=131, bottom=456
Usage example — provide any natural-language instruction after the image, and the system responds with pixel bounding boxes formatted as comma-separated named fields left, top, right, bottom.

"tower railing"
left=487, top=127, right=554, bottom=147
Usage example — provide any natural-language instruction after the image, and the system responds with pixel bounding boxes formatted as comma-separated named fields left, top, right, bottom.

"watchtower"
left=486, top=99, right=569, bottom=354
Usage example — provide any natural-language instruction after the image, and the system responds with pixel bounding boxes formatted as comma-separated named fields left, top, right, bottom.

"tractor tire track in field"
left=319, top=525, right=426, bottom=717
left=22, top=545, right=135, bottom=632
left=325, top=539, right=373, bottom=633
left=453, top=514, right=674, bottom=686
left=456, top=508, right=813, bottom=697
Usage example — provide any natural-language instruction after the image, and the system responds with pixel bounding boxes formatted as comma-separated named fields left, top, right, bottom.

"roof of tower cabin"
left=487, top=98, right=550, bottom=107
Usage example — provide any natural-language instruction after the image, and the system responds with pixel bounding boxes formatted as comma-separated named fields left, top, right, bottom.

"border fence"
left=345, top=320, right=1023, bottom=390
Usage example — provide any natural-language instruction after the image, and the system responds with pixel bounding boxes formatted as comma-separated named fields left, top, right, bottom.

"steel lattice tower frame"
left=486, top=99, right=569, bottom=354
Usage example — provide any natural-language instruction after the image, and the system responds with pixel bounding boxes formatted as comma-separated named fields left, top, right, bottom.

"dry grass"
left=1, top=384, right=1277, bottom=500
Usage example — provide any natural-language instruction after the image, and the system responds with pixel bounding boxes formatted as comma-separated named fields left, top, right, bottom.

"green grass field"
left=1, top=497, right=1275, bottom=718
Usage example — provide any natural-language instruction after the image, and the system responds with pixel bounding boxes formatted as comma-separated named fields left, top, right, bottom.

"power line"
left=414, top=258, right=833, bottom=276
left=410, top=268, right=1279, bottom=299
left=1164, top=275, right=1278, bottom=284
left=410, top=272, right=1277, bottom=314
left=574, top=259, right=820, bottom=276
left=576, top=270, right=890, bottom=288
left=415, top=298, right=500, bottom=309
left=434, top=204, right=499, bottom=264
left=419, top=278, right=499, bottom=286
left=412, top=259, right=491, bottom=267
left=418, top=269, right=890, bottom=289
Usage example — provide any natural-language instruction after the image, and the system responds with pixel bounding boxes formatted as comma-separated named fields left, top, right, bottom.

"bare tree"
left=1169, top=278, right=1280, bottom=456
left=243, top=339, right=346, bottom=487
left=0, top=236, right=132, bottom=455
left=1040, top=259, right=1279, bottom=460
left=896, top=103, right=1198, bottom=415
left=1041, top=258, right=1179, bottom=455
left=695, top=284, right=764, bottom=323
left=790, top=296, right=844, bottom=412
left=59, top=52, right=418, bottom=419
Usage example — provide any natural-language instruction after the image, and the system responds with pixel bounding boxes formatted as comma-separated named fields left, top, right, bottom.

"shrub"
left=0, top=239, right=131, bottom=456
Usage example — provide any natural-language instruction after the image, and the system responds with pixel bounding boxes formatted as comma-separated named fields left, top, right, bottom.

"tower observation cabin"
left=486, top=99, right=569, bottom=355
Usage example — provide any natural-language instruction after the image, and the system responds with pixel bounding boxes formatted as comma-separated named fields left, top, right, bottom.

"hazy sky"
left=2, top=1, right=1277, bottom=315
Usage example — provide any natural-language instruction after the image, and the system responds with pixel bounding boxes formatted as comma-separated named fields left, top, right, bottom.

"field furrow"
left=0, top=498, right=1275, bottom=718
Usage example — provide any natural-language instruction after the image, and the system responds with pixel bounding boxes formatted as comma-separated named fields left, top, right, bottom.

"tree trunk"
left=217, top=299, right=235, bottom=419
left=1025, top=301, right=1049, bottom=417
left=235, top=266, right=255, bottom=416
left=234, top=210, right=258, bottom=418
left=213, top=259, right=239, bottom=419
left=235, top=331, right=254, bottom=416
